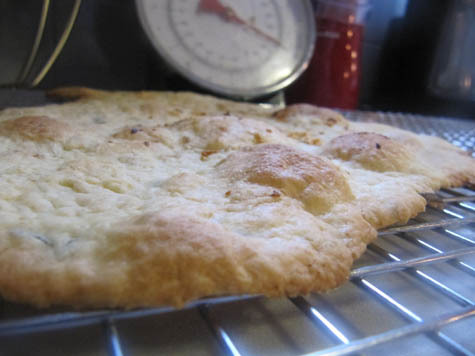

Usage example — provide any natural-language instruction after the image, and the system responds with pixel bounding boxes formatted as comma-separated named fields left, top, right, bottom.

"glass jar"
left=429, top=0, right=475, bottom=101
left=287, top=0, right=371, bottom=109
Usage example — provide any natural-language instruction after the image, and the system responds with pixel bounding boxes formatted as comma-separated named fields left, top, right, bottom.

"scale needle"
left=197, top=0, right=281, bottom=46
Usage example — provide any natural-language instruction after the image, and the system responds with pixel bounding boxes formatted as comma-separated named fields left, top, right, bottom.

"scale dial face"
left=136, top=0, right=315, bottom=99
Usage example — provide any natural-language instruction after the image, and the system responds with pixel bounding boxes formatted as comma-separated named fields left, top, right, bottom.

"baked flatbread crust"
left=0, top=88, right=474, bottom=308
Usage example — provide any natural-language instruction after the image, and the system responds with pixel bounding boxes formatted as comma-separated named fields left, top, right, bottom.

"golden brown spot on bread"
left=0, top=116, right=72, bottom=141
left=287, top=131, right=307, bottom=140
left=201, top=150, right=217, bottom=160
left=219, top=144, right=354, bottom=214
left=287, top=132, right=322, bottom=146
left=253, top=133, right=263, bottom=144
left=326, top=117, right=338, bottom=127
left=167, top=108, right=183, bottom=116
left=323, top=132, right=413, bottom=172
left=216, top=103, right=228, bottom=112
left=192, top=111, right=207, bottom=116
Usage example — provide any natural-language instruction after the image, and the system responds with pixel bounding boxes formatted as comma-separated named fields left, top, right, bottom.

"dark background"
left=1, top=0, right=474, bottom=119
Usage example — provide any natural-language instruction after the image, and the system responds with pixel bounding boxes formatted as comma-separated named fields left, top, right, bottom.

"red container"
left=287, top=0, right=371, bottom=109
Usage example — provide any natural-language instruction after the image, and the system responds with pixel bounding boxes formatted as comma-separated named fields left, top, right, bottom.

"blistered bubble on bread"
left=219, top=144, right=354, bottom=214
left=323, top=132, right=413, bottom=172
left=273, top=104, right=349, bottom=128
left=184, top=115, right=292, bottom=150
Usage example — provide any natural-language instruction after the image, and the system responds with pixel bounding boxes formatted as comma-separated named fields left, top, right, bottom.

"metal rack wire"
left=0, top=111, right=474, bottom=355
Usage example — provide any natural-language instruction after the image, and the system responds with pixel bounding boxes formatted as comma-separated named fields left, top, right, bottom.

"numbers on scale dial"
left=168, top=0, right=281, bottom=72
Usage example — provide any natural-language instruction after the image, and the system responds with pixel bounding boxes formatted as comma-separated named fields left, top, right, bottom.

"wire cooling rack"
left=0, top=111, right=474, bottom=356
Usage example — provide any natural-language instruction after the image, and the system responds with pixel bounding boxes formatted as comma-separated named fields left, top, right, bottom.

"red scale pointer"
left=197, top=0, right=281, bottom=46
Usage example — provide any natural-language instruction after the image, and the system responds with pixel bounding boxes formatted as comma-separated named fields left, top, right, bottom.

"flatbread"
left=0, top=88, right=474, bottom=308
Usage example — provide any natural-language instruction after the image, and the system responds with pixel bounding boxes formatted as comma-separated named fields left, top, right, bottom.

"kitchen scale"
left=135, top=0, right=316, bottom=101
